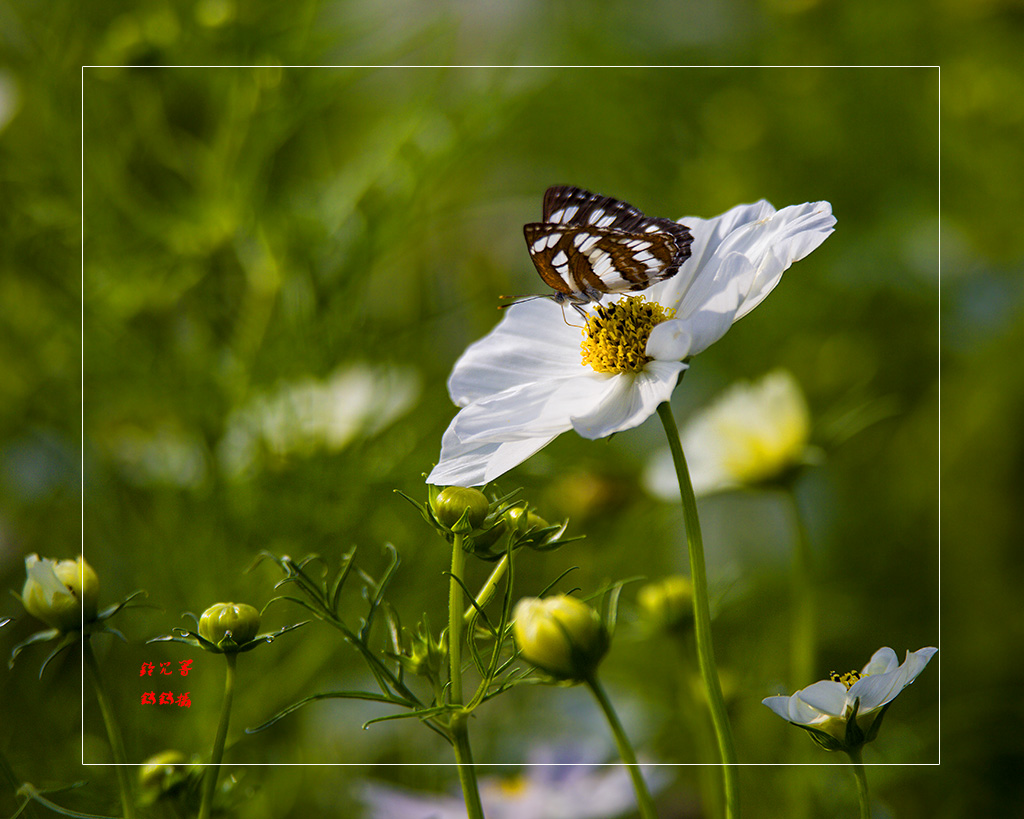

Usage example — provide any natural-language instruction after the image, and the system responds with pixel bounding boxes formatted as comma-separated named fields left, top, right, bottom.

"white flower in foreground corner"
left=763, top=646, right=937, bottom=752
left=427, top=200, right=835, bottom=487
left=645, top=369, right=817, bottom=499
left=359, top=746, right=657, bottom=819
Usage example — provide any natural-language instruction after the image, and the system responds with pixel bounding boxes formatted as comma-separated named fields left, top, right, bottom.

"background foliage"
left=0, top=0, right=1017, bottom=817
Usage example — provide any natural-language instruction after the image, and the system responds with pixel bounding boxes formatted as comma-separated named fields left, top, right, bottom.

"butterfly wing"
left=524, top=186, right=692, bottom=301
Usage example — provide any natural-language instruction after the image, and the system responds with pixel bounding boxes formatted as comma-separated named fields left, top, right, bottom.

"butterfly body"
left=518, top=185, right=693, bottom=314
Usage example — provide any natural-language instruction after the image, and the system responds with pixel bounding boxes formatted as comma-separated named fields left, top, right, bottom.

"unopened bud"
left=513, top=595, right=608, bottom=681
left=433, top=486, right=490, bottom=533
left=21, top=554, right=100, bottom=632
left=198, top=602, right=261, bottom=648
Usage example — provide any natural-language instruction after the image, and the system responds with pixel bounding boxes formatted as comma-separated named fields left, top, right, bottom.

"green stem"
left=656, top=401, right=739, bottom=819
left=846, top=747, right=871, bottom=819
left=83, top=638, right=136, bottom=819
left=463, top=553, right=509, bottom=625
left=586, top=675, right=658, bottom=819
left=449, top=533, right=486, bottom=819
left=198, top=653, right=236, bottom=819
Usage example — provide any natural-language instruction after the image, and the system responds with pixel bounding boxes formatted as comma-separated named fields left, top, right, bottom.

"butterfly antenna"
left=497, top=293, right=545, bottom=310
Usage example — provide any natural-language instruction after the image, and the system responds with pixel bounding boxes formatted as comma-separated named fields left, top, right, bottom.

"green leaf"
left=246, top=690, right=415, bottom=734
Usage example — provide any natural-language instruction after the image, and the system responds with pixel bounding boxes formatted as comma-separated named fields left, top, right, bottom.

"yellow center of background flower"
left=829, top=670, right=864, bottom=689
left=579, top=296, right=674, bottom=374
left=497, top=775, right=528, bottom=797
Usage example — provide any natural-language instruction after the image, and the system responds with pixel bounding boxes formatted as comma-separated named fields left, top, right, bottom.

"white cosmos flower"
left=762, top=646, right=937, bottom=751
left=427, top=200, right=836, bottom=487
left=645, top=369, right=816, bottom=499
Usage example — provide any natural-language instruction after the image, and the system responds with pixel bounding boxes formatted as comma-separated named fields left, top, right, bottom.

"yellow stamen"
left=829, top=670, right=864, bottom=689
left=579, top=296, right=674, bottom=374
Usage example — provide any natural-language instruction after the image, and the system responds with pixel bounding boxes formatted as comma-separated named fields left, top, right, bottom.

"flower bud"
left=637, top=575, right=693, bottom=633
left=513, top=595, right=609, bottom=682
left=21, top=554, right=100, bottom=631
left=432, top=486, right=490, bottom=533
left=198, top=603, right=261, bottom=648
left=399, top=619, right=447, bottom=678
left=504, top=505, right=549, bottom=534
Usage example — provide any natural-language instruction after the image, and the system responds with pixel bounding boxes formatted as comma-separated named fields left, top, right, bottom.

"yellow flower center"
left=497, top=775, right=528, bottom=797
left=829, top=670, right=864, bottom=689
left=579, top=296, right=674, bottom=374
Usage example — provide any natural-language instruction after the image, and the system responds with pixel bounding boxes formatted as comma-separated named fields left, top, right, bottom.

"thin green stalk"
left=448, top=533, right=486, bottom=819
left=463, top=553, right=509, bottom=625
left=83, top=638, right=136, bottom=819
left=585, top=675, right=658, bottom=819
left=846, top=747, right=871, bottom=819
left=656, top=401, right=739, bottom=819
left=198, top=653, right=236, bottom=819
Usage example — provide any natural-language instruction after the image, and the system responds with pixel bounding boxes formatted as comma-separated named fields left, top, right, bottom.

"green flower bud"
left=512, top=595, right=609, bottom=682
left=637, top=575, right=694, bottom=633
left=198, top=603, right=261, bottom=648
left=433, top=486, right=490, bottom=533
left=138, top=750, right=190, bottom=803
left=21, top=554, right=100, bottom=631
left=399, top=618, right=447, bottom=678
left=504, top=505, right=549, bottom=534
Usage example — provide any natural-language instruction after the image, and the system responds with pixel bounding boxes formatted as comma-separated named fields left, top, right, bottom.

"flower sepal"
left=797, top=696, right=867, bottom=753
left=149, top=604, right=308, bottom=655
left=393, top=614, right=447, bottom=680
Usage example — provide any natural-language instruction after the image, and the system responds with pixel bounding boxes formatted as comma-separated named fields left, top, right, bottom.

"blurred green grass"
left=0, top=0, right=1019, bottom=817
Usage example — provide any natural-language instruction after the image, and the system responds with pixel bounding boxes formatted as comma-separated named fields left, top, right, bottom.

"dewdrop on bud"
left=21, top=554, right=100, bottom=632
left=198, top=603, right=261, bottom=648
left=513, top=595, right=609, bottom=682
left=432, top=486, right=490, bottom=533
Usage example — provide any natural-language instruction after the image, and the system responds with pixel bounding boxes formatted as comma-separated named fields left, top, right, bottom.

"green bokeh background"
left=0, top=0, right=1018, bottom=817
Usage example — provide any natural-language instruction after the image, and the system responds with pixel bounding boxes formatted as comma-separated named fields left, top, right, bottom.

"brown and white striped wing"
left=523, top=185, right=693, bottom=302
left=524, top=223, right=689, bottom=299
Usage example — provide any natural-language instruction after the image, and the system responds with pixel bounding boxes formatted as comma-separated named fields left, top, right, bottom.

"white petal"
left=861, top=646, right=900, bottom=677
left=427, top=425, right=557, bottom=487
left=850, top=646, right=937, bottom=711
left=731, top=201, right=836, bottom=321
left=646, top=319, right=693, bottom=361
left=451, top=375, right=612, bottom=443
left=652, top=201, right=776, bottom=308
left=796, top=680, right=850, bottom=718
left=762, top=694, right=796, bottom=721
left=570, top=361, right=686, bottom=440
left=675, top=254, right=753, bottom=357
left=448, top=300, right=585, bottom=406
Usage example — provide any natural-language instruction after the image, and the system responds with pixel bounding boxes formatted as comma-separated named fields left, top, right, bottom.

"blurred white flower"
left=109, top=425, right=209, bottom=489
left=428, top=201, right=835, bottom=487
left=645, top=369, right=816, bottom=499
left=359, top=747, right=657, bottom=819
left=218, top=363, right=420, bottom=479
left=762, top=646, right=937, bottom=751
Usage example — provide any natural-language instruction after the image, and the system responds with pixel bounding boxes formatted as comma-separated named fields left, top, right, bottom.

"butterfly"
left=507, top=185, right=693, bottom=317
